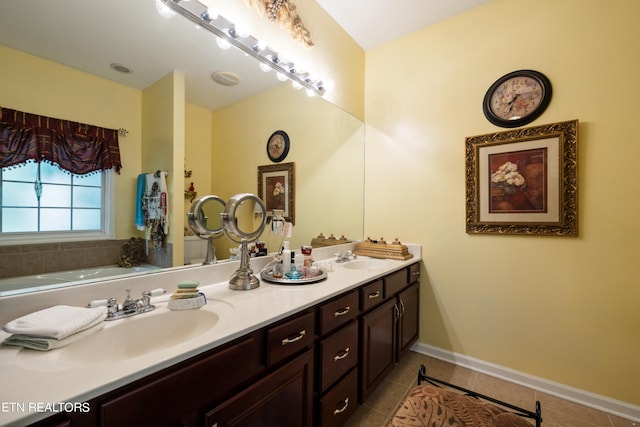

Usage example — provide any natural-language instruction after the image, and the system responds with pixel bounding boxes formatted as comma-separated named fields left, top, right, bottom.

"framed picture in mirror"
left=258, top=162, right=295, bottom=225
left=465, top=120, right=578, bottom=236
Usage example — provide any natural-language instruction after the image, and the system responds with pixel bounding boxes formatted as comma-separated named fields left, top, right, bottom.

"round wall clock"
left=482, top=70, right=552, bottom=128
left=266, top=130, right=290, bottom=163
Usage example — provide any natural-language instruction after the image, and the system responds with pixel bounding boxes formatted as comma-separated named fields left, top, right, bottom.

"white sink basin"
left=340, top=258, right=393, bottom=270
left=16, top=302, right=232, bottom=371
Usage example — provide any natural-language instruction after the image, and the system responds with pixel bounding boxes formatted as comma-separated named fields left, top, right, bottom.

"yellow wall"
left=142, top=71, right=186, bottom=265
left=364, top=0, right=640, bottom=405
left=211, top=84, right=365, bottom=256
left=0, top=45, right=142, bottom=240
left=184, top=103, right=213, bottom=220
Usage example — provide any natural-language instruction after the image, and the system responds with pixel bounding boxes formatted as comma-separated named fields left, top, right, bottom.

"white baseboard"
left=412, top=342, right=640, bottom=423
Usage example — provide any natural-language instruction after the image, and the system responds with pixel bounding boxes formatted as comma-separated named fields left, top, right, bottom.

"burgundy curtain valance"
left=0, top=107, right=122, bottom=175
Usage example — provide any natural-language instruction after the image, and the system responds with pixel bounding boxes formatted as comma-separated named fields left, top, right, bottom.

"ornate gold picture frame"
left=258, top=162, right=295, bottom=225
left=465, top=120, right=578, bottom=236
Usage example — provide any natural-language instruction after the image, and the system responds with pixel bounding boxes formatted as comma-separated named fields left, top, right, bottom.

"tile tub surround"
left=0, top=240, right=125, bottom=279
left=0, top=243, right=421, bottom=427
left=0, top=239, right=174, bottom=280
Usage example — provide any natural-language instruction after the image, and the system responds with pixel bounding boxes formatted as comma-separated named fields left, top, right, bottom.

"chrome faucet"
left=92, top=289, right=165, bottom=321
left=335, top=250, right=357, bottom=263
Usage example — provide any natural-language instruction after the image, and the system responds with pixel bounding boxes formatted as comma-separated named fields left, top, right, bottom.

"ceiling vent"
left=211, top=71, right=241, bottom=86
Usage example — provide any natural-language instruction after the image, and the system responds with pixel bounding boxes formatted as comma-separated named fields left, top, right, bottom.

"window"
left=0, top=107, right=121, bottom=243
left=0, top=162, right=112, bottom=241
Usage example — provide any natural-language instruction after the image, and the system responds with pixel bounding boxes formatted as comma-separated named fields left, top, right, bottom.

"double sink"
left=15, top=257, right=393, bottom=372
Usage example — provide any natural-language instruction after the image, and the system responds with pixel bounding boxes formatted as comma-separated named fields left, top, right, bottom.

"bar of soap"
left=171, top=292, right=201, bottom=299
left=177, top=280, right=199, bottom=289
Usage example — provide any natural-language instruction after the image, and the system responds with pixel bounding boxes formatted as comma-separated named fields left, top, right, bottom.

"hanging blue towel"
left=134, top=173, right=146, bottom=230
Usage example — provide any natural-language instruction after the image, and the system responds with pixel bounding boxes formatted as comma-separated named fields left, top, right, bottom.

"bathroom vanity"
left=0, top=244, right=421, bottom=427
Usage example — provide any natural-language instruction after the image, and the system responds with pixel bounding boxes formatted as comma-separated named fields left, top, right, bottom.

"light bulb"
left=155, top=0, right=175, bottom=18
left=216, top=37, right=231, bottom=50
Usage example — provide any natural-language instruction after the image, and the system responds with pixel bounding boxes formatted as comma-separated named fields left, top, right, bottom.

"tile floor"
left=344, top=351, right=638, bottom=427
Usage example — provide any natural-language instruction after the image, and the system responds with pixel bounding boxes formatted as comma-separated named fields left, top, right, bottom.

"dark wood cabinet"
left=360, top=279, right=383, bottom=312
left=397, top=282, right=419, bottom=359
left=28, top=262, right=421, bottom=427
left=318, top=321, right=358, bottom=393
left=205, top=350, right=314, bottom=427
left=316, top=291, right=361, bottom=427
left=98, top=330, right=266, bottom=427
left=317, top=368, right=359, bottom=427
left=360, top=264, right=421, bottom=402
left=267, top=310, right=315, bottom=367
left=360, top=298, right=398, bottom=402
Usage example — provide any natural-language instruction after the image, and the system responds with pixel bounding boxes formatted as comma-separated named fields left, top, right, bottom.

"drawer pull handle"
left=281, top=330, right=306, bottom=345
left=412, top=271, right=420, bottom=276
left=333, top=397, right=349, bottom=415
left=333, top=347, right=350, bottom=361
left=368, top=291, right=380, bottom=299
left=334, top=306, right=350, bottom=317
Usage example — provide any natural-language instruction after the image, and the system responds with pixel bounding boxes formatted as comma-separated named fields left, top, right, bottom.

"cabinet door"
left=204, top=350, right=314, bottom=427
left=99, top=331, right=264, bottom=427
left=397, top=282, right=419, bottom=359
left=359, top=298, right=397, bottom=402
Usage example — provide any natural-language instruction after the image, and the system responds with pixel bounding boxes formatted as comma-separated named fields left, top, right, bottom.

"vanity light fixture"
left=160, top=0, right=326, bottom=96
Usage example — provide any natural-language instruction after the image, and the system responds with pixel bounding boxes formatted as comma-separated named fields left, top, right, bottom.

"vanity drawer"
left=409, top=262, right=421, bottom=284
left=318, top=368, right=359, bottom=427
left=318, top=321, right=358, bottom=393
left=318, top=290, right=359, bottom=335
left=360, top=279, right=384, bottom=312
left=384, top=268, right=409, bottom=297
left=267, top=311, right=315, bottom=366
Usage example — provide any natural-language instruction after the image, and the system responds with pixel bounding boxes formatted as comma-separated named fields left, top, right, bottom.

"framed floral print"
left=258, top=162, right=295, bottom=225
left=465, top=120, right=578, bottom=236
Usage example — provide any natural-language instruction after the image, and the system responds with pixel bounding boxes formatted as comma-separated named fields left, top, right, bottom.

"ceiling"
left=0, top=0, right=492, bottom=111
left=316, top=0, right=493, bottom=51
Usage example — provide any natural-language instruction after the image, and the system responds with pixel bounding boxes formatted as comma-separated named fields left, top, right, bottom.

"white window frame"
left=0, top=169, right=116, bottom=246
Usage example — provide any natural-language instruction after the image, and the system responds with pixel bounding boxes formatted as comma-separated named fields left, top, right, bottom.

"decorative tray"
left=260, top=268, right=327, bottom=285
left=353, top=237, right=413, bottom=260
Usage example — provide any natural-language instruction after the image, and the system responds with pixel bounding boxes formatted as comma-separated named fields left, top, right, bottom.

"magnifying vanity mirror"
left=0, top=0, right=365, bottom=297
left=220, top=194, right=267, bottom=290
left=187, top=195, right=226, bottom=265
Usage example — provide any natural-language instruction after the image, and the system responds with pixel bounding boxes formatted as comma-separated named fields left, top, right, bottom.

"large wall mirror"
left=0, top=0, right=364, bottom=296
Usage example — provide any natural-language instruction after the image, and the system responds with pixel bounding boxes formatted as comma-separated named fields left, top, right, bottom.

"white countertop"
left=0, top=244, right=421, bottom=426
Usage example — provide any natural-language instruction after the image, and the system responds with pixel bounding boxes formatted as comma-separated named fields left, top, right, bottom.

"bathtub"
left=0, top=264, right=163, bottom=296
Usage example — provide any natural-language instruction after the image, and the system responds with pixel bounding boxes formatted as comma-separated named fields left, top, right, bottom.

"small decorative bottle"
left=272, top=259, right=284, bottom=278
left=285, top=251, right=302, bottom=279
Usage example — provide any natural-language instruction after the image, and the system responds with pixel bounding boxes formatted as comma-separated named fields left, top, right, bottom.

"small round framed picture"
left=266, top=130, right=290, bottom=163
left=482, top=70, right=552, bottom=128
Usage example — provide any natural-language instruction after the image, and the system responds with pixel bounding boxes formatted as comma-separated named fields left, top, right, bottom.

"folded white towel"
left=2, top=305, right=107, bottom=340
left=3, top=320, right=105, bottom=351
